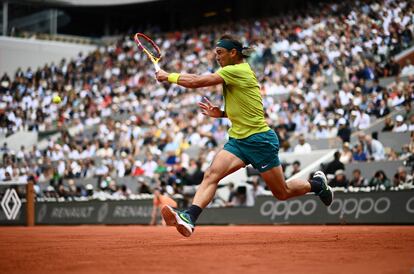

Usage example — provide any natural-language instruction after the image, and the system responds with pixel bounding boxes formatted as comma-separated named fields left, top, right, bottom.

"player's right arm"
left=156, top=69, right=224, bottom=88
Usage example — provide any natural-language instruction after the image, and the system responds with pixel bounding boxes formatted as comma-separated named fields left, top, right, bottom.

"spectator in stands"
left=56, top=182, right=68, bottom=198
left=326, top=119, right=337, bottom=138
left=401, top=60, right=414, bottom=77
left=275, top=125, right=290, bottom=150
left=137, top=178, right=151, bottom=194
left=226, top=185, right=247, bottom=207
left=0, top=143, right=9, bottom=153
left=393, top=115, right=408, bottom=132
left=382, top=117, right=394, bottom=132
left=365, top=135, right=385, bottom=161
left=96, top=141, right=113, bottom=158
left=339, top=142, right=353, bottom=164
left=349, top=169, right=368, bottom=188
left=154, top=159, right=167, bottom=175
left=290, top=160, right=301, bottom=177
left=242, top=178, right=266, bottom=207
left=408, top=114, right=414, bottom=131
left=315, top=121, right=329, bottom=139
left=352, top=142, right=368, bottom=162
left=352, top=108, right=371, bottom=130
left=0, top=73, right=10, bottom=93
left=67, top=179, right=77, bottom=197
left=385, top=59, right=400, bottom=76
left=186, top=160, right=204, bottom=186
left=337, top=118, right=351, bottom=143
left=386, top=147, right=400, bottom=161
left=399, top=144, right=412, bottom=161
left=225, top=182, right=236, bottom=205
left=108, top=180, right=119, bottom=196
left=393, top=166, right=413, bottom=188
left=369, top=170, right=392, bottom=190
left=2, top=0, right=414, bottom=201
left=142, top=153, right=158, bottom=177
left=248, top=177, right=266, bottom=198
left=293, top=134, right=312, bottom=153
left=370, top=79, right=384, bottom=94
left=329, top=169, right=349, bottom=188
left=409, top=132, right=414, bottom=154
left=44, top=185, right=59, bottom=199
left=374, top=100, right=390, bottom=118
left=324, top=151, right=345, bottom=176
left=83, top=184, right=93, bottom=197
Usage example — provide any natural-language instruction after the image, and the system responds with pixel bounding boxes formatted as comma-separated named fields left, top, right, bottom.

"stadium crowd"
left=0, top=0, right=414, bottom=203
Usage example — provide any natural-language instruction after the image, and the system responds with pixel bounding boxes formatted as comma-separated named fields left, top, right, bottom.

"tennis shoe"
left=313, top=171, right=334, bottom=206
left=161, top=205, right=194, bottom=237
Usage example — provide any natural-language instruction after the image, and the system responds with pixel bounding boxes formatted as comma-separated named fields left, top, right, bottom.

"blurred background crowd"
left=0, top=0, right=414, bottom=206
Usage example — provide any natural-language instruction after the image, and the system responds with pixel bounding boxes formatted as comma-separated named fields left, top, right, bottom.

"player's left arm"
left=156, top=69, right=224, bottom=88
left=198, top=97, right=227, bottom=118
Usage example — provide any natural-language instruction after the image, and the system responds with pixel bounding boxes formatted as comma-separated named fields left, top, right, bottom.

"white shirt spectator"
left=71, top=161, right=82, bottom=176
left=315, top=119, right=329, bottom=138
left=50, top=149, right=64, bottom=161
left=339, top=89, right=354, bottom=106
left=16, top=148, right=27, bottom=162
left=114, top=159, right=126, bottom=177
left=85, top=116, right=101, bottom=126
left=56, top=160, right=65, bottom=176
left=96, top=146, right=114, bottom=158
left=188, top=132, right=201, bottom=146
left=294, top=139, right=312, bottom=153
left=80, top=149, right=92, bottom=159
left=95, top=164, right=109, bottom=176
left=393, top=115, right=408, bottom=132
left=401, top=64, right=414, bottom=76
left=0, top=167, right=5, bottom=181
left=142, top=160, right=157, bottom=177
left=366, top=136, right=385, bottom=161
left=353, top=111, right=371, bottom=129
left=393, top=123, right=408, bottom=132
left=69, top=149, right=80, bottom=160
left=245, top=183, right=266, bottom=207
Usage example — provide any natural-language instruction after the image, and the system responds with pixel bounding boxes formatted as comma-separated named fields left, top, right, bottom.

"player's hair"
left=218, top=35, right=253, bottom=58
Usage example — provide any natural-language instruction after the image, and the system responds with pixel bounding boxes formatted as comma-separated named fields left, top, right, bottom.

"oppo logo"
left=260, top=196, right=392, bottom=220
left=327, top=197, right=390, bottom=219
left=260, top=199, right=317, bottom=220
left=406, top=197, right=414, bottom=214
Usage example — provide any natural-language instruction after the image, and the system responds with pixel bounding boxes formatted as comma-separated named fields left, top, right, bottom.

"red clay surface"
left=0, top=225, right=413, bottom=274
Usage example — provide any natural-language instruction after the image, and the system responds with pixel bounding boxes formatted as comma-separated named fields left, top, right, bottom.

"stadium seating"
left=0, top=0, right=413, bottom=204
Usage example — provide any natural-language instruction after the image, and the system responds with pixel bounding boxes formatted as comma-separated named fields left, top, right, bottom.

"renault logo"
left=1, top=189, right=22, bottom=220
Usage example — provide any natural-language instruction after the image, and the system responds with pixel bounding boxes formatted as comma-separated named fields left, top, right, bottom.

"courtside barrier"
left=1, top=190, right=413, bottom=225
left=0, top=181, right=34, bottom=226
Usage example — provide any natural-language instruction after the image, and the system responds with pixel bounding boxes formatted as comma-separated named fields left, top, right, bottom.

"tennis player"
left=155, top=35, right=333, bottom=237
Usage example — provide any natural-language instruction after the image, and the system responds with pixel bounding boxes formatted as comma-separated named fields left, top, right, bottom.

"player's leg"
left=245, top=130, right=332, bottom=205
left=260, top=166, right=333, bottom=205
left=192, top=149, right=245, bottom=208
left=260, top=165, right=310, bottom=200
left=161, top=149, right=245, bottom=237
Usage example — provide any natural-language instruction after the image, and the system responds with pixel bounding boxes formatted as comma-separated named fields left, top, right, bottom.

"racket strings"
left=138, top=37, right=161, bottom=59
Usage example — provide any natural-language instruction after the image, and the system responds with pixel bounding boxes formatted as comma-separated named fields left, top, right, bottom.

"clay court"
left=0, top=226, right=413, bottom=274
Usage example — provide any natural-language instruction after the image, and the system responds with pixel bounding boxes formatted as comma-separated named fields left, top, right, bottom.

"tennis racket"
left=134, top=33, right=161, bottom=72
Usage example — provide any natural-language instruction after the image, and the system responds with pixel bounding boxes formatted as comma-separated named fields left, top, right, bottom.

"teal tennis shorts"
left=224, top=129, right=280, bottom=172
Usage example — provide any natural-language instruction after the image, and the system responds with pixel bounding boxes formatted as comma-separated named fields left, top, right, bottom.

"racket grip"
left=154, top=63, right=160, bottom=72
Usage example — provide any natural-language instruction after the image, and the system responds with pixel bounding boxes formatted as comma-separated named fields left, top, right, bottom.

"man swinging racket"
left=155, top=35, right=333, bottom=237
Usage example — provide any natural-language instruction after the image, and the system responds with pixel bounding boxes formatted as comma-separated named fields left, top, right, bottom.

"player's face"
left=215, top=47, right=233, bottom=67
